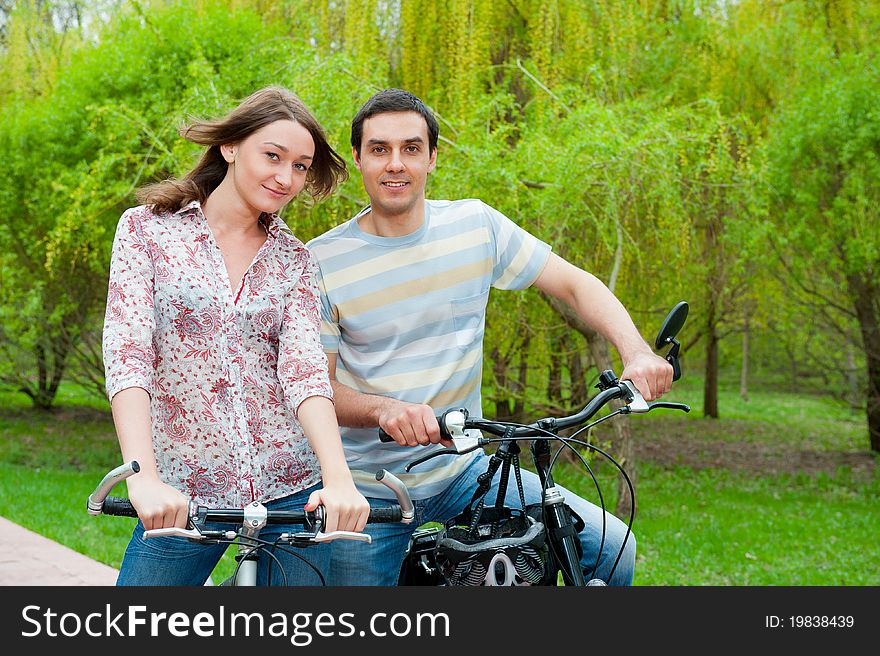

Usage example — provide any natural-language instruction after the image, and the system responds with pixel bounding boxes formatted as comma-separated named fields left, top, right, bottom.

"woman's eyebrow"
left=264, top=141, right=312, bottom=160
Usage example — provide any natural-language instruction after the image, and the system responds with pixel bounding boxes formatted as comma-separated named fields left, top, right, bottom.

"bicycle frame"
left=392, top=301, right=692, bottom=586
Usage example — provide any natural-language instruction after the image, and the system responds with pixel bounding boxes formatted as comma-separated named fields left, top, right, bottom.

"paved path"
left=0, top=516, right=118, bottom=586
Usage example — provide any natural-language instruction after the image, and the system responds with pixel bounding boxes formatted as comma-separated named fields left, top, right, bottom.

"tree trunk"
left=491, top=345, right=515, bottom=421
left=847, top=272, right=880, bottom=452
left=21, top=341, right=67, bottom=411
left=704, top=309, right=720, bottom=418
left=740, top=308, right=750, bottom=402
left=545, top=296, right=636, bottom=517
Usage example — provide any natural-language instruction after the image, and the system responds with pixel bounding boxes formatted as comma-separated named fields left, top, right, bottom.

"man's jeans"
left=327, top=453, right=636, bottom=586
left=116, top=483, right=331, bottom=586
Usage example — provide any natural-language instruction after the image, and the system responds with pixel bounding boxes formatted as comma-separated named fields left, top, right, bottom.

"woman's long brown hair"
left=137, top=86, right=347, bottom=213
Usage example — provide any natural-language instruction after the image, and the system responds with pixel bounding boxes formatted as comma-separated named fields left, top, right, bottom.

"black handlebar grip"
left=368, top=506, right=403, bottom=523
left=102, top=496, right=138, bottom=517
left=379, top=413, right=450, bottom=443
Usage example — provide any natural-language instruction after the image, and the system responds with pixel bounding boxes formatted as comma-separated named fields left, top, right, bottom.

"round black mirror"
left=654, top=301, right=689, bottom=350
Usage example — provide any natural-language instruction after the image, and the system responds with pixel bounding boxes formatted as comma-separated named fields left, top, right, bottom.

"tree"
left=766, top=55, right=880, bottom=451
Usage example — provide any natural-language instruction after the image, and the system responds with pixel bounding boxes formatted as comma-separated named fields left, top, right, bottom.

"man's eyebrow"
left=365, top=136, right=425, bottom=145
left=263, top=141, right=312, bottom=159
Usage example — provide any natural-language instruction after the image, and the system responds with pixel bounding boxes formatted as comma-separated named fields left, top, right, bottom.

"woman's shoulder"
left=118, top=202, right=195, bottom=232
left=119, top=203, right=170, bottom=224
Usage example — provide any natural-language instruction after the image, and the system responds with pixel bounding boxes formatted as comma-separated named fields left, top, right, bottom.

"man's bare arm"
left=327, top=353, right=445, bottom=446
left=532, top=253, right=673, bottom=400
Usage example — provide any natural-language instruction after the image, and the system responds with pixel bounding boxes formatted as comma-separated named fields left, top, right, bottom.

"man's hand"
left=378, top=401, right=452, bottom=447
left=619, top=351, right=673, bottom=401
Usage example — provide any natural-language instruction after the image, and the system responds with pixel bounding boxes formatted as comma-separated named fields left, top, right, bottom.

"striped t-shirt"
left=307, top=199, right=551, bottom=499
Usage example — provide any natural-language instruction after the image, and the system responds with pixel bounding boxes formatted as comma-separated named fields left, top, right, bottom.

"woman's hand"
left=126, top=473, right=190, bottom=531
left=305, top=483, right=370, bottom=534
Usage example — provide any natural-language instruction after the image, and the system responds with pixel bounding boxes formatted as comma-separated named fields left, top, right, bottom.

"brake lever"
left=143, top=526, right=205, bottom=541
left=648, top=401, right=691, bottom=413
left=404, top=435, right=484, bottom=472
left=620, top=380, right=650, bottom=413
left=282, top=530, right=372, bottom=545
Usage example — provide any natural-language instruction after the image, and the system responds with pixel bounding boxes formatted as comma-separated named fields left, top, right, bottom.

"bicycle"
left=87, top=463, right=415, bottom=586
left=385, top=301, right=691, bottom=586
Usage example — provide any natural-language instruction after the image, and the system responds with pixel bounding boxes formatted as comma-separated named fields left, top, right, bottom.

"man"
left=307, top=89, right=672, bottom=585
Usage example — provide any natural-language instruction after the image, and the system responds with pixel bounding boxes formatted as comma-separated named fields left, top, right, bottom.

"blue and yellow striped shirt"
left=308, top=199, right=551, bottom=499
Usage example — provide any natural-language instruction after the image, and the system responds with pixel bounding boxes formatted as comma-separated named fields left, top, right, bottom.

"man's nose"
left=386, top=149, right=405, bottom=172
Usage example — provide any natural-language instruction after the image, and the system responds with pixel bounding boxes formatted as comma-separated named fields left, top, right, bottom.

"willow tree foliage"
left=1, top=0, right=879, bottom=455
left=766, top=55, right=880, bottom=451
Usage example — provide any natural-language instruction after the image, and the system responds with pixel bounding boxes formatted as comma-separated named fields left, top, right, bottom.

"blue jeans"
left=116, top=484, right=331, bottom=586
left=327, top=453, right=636, bottom=586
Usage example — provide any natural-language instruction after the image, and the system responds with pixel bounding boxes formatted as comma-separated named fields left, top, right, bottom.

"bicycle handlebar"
left=379, top=375, right=690, bottom=471
left=88, top=463, right=415, bottom=541
left=97, top=495, right=406, bottom=523
left=379, top=377, right=690, bottom=445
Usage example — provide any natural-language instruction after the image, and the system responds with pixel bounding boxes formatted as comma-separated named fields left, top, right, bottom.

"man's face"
left=353, top=111, right=436, bottom=221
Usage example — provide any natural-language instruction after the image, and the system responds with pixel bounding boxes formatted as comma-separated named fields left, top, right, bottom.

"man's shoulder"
left=427, top=198, right=489, bottom=215
left=306, top=219, right=354, bottom=252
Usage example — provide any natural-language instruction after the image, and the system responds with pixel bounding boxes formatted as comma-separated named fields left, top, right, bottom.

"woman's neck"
left=202, top=179, right=263, bottom=236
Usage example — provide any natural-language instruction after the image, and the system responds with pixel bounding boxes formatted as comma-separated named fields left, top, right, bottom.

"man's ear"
left=220, top=143, right=236, bottom=163
left=427, top=147, right=437, bottom=173
left=352, top=147, right=362, bottom=171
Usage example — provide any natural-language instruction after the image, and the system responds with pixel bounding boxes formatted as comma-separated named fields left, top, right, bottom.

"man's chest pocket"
left=451, top=291, right=489, bottom=349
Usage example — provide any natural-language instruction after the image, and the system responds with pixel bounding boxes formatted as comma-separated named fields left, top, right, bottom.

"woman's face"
left=222, top=119, right=316, bottom=215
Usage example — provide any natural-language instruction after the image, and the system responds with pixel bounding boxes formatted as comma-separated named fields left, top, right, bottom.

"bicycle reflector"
left=434, top=508, right=553, bottom=586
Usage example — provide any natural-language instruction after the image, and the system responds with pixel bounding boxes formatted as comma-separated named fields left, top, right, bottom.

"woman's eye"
left=294, top=162, right=309, bottom=172
left=266, top=152, right=279, bottom=160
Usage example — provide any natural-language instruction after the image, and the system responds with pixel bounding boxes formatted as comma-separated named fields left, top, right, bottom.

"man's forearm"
left=330, top=380, right=401, bottom=429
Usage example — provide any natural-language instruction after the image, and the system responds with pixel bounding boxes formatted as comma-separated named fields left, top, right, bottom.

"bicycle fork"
left=531, top=438, right=587, bottom=586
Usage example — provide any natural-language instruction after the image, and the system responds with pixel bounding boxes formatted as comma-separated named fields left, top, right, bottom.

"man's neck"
left=358, top=201, right=426, bottom=238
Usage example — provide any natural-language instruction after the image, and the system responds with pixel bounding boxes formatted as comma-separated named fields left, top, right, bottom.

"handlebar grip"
left=368, top=506, right=403, bottom=523
left=378, top=414, right=451, bottom=443
left=101, top=496, right=138, bottom=517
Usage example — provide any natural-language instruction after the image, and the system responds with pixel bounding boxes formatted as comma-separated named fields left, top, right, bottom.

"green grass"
left=650, top=375, right=866, bottom=451
left=0, top=379, right=877, bottom=585
left=0, top=383, right=239, bottom=582
left=555, top=462, right=879, bottom=585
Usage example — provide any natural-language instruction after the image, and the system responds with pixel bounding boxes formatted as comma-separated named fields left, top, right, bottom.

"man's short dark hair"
left=351, top=89, right=440, bottom=156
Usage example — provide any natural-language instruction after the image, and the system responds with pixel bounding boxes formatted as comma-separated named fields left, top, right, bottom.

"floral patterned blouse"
left=102, top=201, right=332, bottom=507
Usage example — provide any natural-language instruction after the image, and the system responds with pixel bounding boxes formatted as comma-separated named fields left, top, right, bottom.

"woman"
left=102, top=86, right=369, bottom=585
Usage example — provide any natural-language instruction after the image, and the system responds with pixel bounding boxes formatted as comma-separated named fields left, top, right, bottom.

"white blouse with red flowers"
left=102, top=201, right=333, bottom=507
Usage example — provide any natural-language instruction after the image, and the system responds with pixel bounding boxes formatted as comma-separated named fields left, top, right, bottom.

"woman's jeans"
left=327, top=453, right=636, bottom=586
left=116, top=483, right=330, bottom=586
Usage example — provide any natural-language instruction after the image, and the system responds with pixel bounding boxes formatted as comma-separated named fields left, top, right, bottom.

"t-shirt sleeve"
left=313, top=258, right=341, bottom=354
left=484, top=202, right=552, bottom=290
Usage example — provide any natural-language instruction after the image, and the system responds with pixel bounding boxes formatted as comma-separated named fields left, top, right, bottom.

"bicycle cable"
left=474, top=415, right=636, bottom=585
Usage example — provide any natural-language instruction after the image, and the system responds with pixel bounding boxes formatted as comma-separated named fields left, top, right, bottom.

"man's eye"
left=372, top=146, right=386, bottom=154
